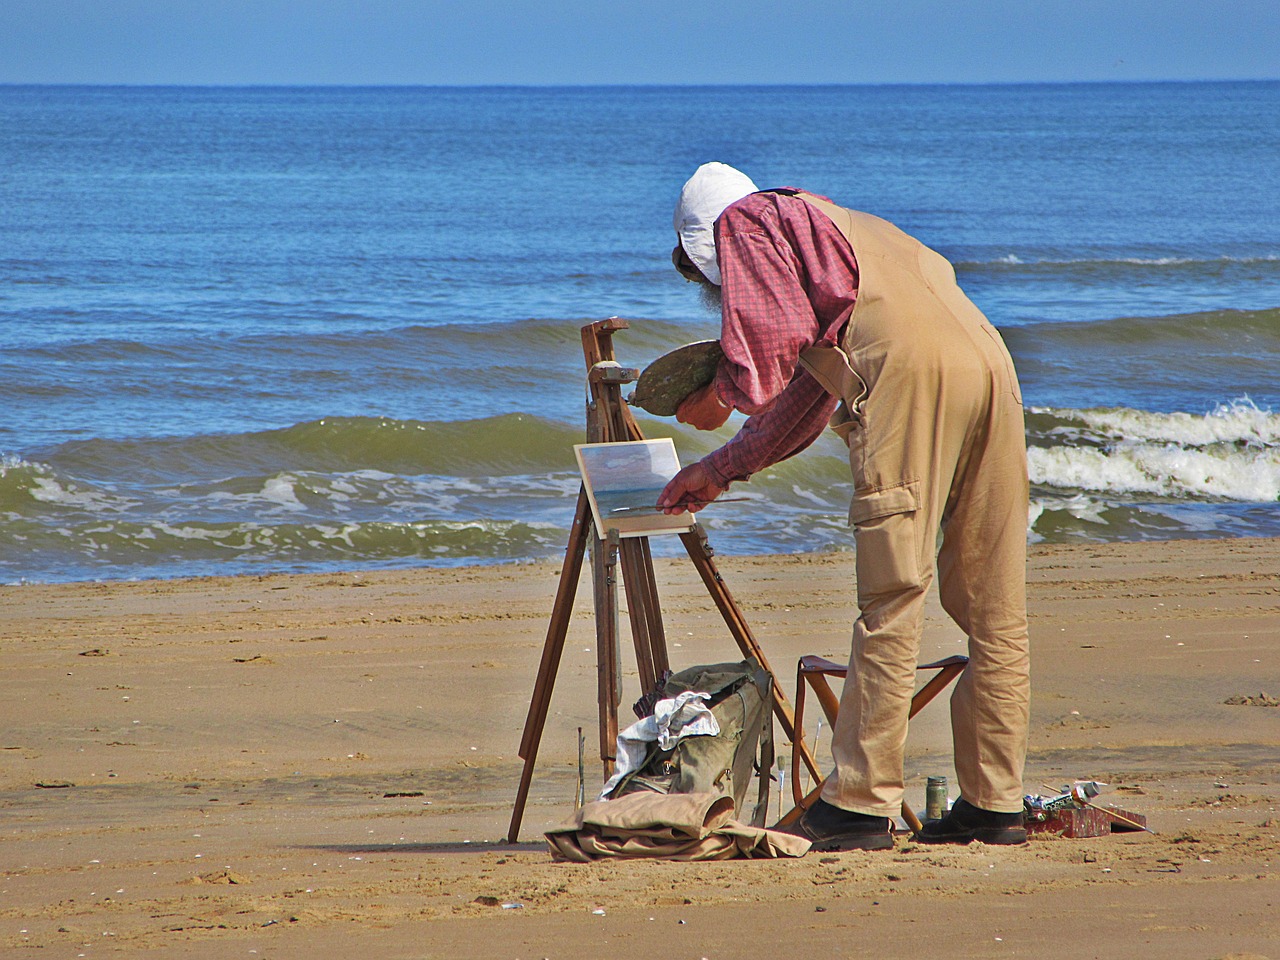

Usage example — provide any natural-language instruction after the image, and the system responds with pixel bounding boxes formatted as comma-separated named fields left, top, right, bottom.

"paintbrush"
left=609, top=498, right=751, bottom=514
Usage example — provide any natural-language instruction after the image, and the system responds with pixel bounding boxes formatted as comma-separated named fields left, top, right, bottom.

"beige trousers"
left=819, top=304, right=1031, bottom=816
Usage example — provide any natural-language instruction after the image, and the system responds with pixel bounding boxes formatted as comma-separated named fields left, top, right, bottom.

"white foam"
left=980, top=253, right=1279, bottom=267
left=1035, top=493, right=1117, bottom=523
left=27, top=475, right=133, bottom=512
left=1028, top=496, right=1115, bottom=542
left=1115, top=256, right=1195, bottom=266
left=1038, top=398, right=1280, bottom=447
left=1029, top=399, right=1280, bottom=502
left=202, top=474, right=309, bottom=512
left=260, top=474, right=305, bottom=510
left=1029, top=442, right=1280, bottom=501
left=153, top=522, right=235, bottom=543
left=1026, top=498, right=1045, bottom=522
left=312, top=523, right=358, bottom=547
left=1, top=454, right=37, bottom=473
left=790, top=484, right=829, bottom=507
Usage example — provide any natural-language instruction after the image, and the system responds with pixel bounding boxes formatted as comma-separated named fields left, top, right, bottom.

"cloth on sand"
left=545, top=791, right=811, bottom=862
left=599, top=691, right=719, bottom=800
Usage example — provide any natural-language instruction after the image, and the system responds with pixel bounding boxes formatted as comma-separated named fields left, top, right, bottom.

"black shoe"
left=778, top=798, right=895, bottom=852
left=917, top=797, right=1027, bottom=845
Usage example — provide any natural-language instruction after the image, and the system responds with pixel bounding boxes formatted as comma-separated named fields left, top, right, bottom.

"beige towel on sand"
left=545, top=791, right=811, bottom=862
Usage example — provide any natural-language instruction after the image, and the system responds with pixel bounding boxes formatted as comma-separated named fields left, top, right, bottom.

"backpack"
left=611, top=659, right=775, bottom=827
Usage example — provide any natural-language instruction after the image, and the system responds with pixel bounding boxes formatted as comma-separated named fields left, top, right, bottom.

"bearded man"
left=657, top=162, right=1031, bottom=850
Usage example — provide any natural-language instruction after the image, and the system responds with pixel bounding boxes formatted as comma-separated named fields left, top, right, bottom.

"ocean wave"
left=1028, top=397, right=1280, bottom=447
left=0, top=516, right=567, bottom=582
left=40, top=414, right=592, bottom=482
left=1024, top=495, right=1267, bottom=543
left=1029, top=443, right=1280, bottom=501
left=0, top=317, right=711, bottom=436
left=2, top=315, right=708, bottom=364
left=1027, top=399, right=1280, bottom=501
left=0, top=456, right=138, bottom=515
left=1004, top=309, right=1280, bottom=414
left=1007, top=306, right=1280, bottom=346
left=7, top=396, right=1280, bottom=582
left=957, top=253, right=1280, bottom=269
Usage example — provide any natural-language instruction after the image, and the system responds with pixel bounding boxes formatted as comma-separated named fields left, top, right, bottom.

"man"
left=657, top=162, right=1030, bottom=850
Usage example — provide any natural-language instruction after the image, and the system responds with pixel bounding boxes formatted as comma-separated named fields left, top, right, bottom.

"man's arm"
left=701, top=369, right=837, bottom=487
left=659, top=370, right=837, bottom=513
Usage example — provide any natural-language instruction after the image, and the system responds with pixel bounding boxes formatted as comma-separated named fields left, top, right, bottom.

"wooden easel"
left=506, top=318, right=821, bottom=842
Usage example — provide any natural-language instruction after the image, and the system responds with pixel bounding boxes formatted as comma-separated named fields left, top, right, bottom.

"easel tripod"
left=507, top=319, right=821, bottom=843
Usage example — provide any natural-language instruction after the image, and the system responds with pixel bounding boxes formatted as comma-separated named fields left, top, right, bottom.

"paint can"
left=925, top=776, right=948, bottom=821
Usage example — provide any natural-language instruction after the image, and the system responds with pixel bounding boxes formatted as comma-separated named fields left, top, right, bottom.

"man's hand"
left=675, top=381, right=731, bottom=431
left=657, top=462, right=726, bottom=515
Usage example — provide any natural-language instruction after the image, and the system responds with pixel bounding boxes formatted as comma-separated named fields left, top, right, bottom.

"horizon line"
left=1, top=77, right=1277, bottom=91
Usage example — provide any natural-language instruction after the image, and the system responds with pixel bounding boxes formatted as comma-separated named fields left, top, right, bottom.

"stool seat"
left=777, top=654, right=969, bottom=832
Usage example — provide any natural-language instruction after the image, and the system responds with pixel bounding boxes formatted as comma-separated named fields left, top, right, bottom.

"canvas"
left=573, top=439, right=697, bottom=539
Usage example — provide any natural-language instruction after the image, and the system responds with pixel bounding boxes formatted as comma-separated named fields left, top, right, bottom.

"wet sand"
left=2, top=538, right=1278, bottom=958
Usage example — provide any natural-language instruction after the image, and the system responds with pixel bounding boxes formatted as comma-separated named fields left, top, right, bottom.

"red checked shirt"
left=700, top=190, right=858, bottom=488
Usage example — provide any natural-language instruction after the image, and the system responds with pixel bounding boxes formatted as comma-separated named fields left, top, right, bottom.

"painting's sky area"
left=4, top=0, right=1277, bottom=86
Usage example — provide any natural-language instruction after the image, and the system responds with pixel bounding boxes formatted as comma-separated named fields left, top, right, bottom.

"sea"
left=2, top=82, right=1278, bottom=584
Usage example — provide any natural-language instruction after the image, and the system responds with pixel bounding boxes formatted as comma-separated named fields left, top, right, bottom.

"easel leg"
left=638, top=538, right=670, bottom=677
left=619, top=537, right=670, bottom=695
left=506, top=489, right=591, bottom=844
left=618, top=539, right=656, bottom=694
left=594, top=531, right=622, bottom=777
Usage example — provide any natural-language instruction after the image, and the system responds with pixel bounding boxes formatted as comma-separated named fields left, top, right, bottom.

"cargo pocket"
left=849, top=480, right=924, bottom=605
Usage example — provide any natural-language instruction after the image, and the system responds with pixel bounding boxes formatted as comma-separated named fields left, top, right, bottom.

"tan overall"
left=794, top=193, right=1030, bottom=816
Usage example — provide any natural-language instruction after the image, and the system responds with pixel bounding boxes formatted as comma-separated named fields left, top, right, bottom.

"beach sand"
left=2, top=538, right=1278, bottom=959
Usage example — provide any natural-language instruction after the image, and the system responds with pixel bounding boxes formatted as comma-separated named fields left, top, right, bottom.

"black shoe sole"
left=808, top=832, right=896, bottom=852
left=916, top=826, right=1027, bottom=846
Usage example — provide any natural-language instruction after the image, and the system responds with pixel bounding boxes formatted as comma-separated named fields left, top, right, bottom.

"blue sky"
left=4, top=0, right=1277, bottom=85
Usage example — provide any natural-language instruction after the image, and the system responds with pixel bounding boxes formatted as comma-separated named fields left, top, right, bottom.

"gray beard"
left=697, top=281, right=723, bottom=314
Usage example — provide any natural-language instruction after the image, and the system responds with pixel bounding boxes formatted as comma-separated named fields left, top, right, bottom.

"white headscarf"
left=673, top=162, right=759, bottom=286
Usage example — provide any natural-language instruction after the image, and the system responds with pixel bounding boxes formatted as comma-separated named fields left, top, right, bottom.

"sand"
left=2, top=537, right=1278, bottom=959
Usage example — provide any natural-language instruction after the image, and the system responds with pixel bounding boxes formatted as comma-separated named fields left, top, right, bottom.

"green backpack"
left=612, top=659, right=775, bottom=827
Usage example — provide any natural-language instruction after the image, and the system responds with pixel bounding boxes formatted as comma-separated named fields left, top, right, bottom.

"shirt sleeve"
left=713, top=227, right=823, bottom=416
left=701, top=369, right=839, bottom=487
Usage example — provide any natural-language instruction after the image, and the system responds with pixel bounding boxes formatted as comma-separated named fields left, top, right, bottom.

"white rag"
left=672, top=162, right=758, bottom=286
left=599, top=691, right=720, bottom=800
